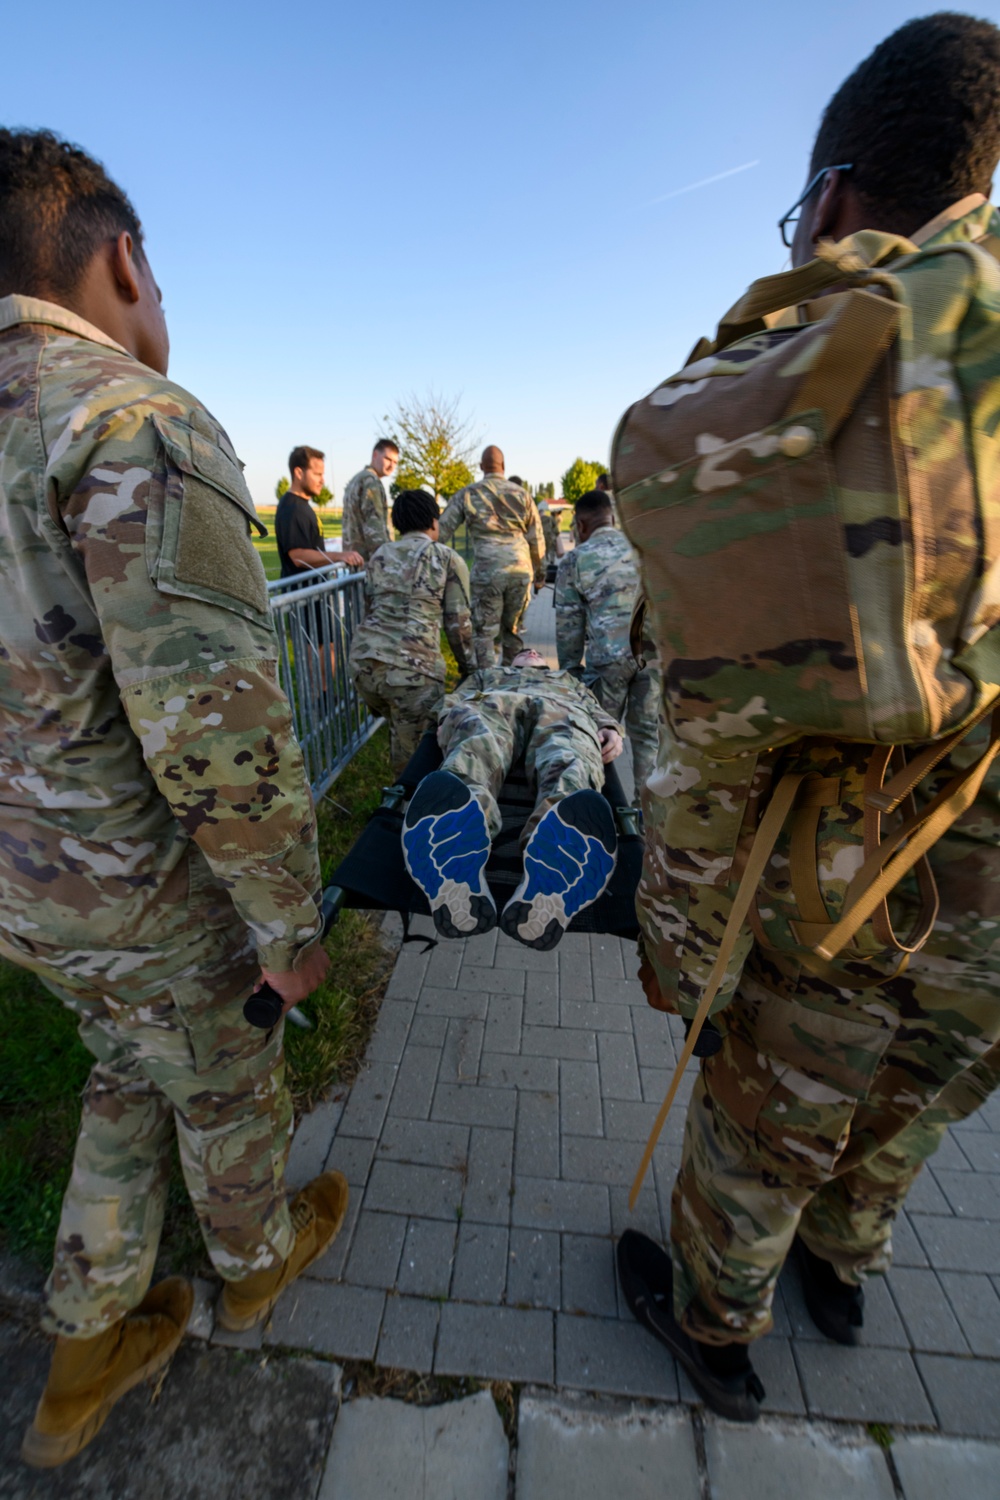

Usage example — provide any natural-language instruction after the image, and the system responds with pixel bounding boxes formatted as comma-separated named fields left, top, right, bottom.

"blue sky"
left=7, top=1, right=994, bottom=503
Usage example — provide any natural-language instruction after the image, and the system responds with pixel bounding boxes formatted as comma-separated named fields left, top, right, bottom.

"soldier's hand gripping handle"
left=244, top=944, right=331, bottom=1028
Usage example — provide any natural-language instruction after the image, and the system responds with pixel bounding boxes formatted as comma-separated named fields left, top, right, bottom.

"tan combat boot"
left=21, top=1276, right=194, bottom=1469
left=217, top=1170, right=349, bottom=1333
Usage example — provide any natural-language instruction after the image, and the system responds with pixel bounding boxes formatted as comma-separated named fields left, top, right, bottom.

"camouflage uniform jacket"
left=639, top=196, right=1000, bottom=1016
left=0, top=296, right=323, bottom=972
left=438, top=477, right=545, bottom=582
left=554, top=524, right=640, bottom=670
left=448, top=665, right=622, bottom=736
left=536, top=498, right=559, bottom=564
left=350, top=533, right=473, bottom=678
left=342, top=465, right=390, bottom=561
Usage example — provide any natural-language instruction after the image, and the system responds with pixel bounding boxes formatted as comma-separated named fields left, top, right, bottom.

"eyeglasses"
left=778, top=164, right=853, bottom=248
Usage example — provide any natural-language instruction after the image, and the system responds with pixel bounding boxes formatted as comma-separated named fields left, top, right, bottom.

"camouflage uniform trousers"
left=800, top=1037, right=1000, bottom=1271
left=0, top=915, right=295, bottom=1339
left=586, top=661, right=660, bottom=800
left=669, top=944, right=1000, bottom=1345
left=351, top=659, right=444, bottom=775
left=437, top=688, right=605, bottom=842
left=471, top=563, right=533, bottom=669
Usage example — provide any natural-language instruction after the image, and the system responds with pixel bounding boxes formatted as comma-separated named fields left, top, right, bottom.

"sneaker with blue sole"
left=500, top=788, right=617, bottom=950
left=402, top=771, right=497, bottom=939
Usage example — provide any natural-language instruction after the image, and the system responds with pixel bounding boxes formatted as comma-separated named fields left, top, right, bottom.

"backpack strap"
left=816, top=703, right=1000, bottom=962
left=629, top=700, right=1000, bottom=1206
left=864, top=748, right=939, bottom=955
left=713, top=233, right=913, bottom=350
left=790, top=289, right=901, bottom=440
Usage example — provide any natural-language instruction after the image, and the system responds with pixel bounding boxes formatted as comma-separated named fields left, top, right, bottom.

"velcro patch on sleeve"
left=175, top=472, right=269, bottom=615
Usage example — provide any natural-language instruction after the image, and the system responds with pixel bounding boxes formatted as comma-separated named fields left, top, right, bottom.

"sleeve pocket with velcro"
left=150, top=412, right=271, bottom=622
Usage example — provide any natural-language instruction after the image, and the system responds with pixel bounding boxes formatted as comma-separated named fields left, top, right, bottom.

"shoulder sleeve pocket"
left=151, top=412, right=270, bottom=621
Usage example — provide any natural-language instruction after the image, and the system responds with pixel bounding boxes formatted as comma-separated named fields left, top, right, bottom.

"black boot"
left=616, top=1230, right=765, bottom=1422
left=795, top=1236, right=864, bottom=1345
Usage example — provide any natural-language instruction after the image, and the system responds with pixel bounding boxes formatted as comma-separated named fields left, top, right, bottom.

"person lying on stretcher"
left=402, top=648, right=624, bottom=950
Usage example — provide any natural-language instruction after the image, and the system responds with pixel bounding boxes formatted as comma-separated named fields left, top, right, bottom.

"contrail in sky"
left=647, top=159, right=760, bottom=206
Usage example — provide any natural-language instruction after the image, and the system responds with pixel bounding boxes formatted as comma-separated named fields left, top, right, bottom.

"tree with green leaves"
left=384, top=391, right=479, bottom=500
left=275, top=476, right=289, bottom=499
left=536, top=480, right=555, bottom=500
left=560, top=459, right=605, bottom=503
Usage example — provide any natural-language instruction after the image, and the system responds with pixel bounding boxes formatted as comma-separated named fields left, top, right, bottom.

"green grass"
left=0, top=725, right=397, bottom=1277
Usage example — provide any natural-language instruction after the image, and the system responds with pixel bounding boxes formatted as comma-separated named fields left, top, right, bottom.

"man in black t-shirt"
left=275, top=445, right=363, bottom=693
left=276, top=445, right=362, bottom=578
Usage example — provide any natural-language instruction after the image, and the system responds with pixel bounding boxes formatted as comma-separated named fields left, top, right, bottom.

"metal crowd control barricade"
left=267, top=566, right=380, bottom=800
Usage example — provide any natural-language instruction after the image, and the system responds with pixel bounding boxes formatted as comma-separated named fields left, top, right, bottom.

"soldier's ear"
left=109, top=231, right=142, bottom=305
left=809, top=168, right=848, bottom=248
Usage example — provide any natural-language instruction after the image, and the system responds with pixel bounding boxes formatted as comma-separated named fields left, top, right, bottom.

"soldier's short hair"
left=575, top=489, right=613, bottom=518
left=392, top=489, right=439, bottom=535
left=596, top=473, right=611, bottom=492
left=509, top=476, right=524, bottom=487
left=288, top=445, right=324, bottom=477
left=0, top=129, right=144, bottom=300
left=811, top=13, right=1000, bottom=229
left=374, top=437, right=399, bottom=456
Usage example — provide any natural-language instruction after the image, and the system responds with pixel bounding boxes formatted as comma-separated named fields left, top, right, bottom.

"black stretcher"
left=325, top=729, right=644, bottom=937
left=244, top=732, right=643, bottom=1027
left=246, top=736, right=729, bottom=1061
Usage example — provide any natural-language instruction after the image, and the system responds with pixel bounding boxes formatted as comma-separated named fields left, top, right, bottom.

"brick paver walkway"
left=227, top=590, right=1000, bottom=1442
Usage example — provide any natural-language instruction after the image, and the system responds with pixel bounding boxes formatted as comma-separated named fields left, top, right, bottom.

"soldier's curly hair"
left=811, top=13, right=1000, bottom=232
left=392, top=489, right=440, bottom=535
left=0, top=129, right=143, bottom=300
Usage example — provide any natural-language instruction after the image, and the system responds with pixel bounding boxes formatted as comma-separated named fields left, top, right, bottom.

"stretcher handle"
left=243, top=885, right=346, bottom=1030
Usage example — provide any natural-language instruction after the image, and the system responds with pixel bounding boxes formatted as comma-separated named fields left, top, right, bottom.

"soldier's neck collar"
left=0, top=294, right=130, bottom=355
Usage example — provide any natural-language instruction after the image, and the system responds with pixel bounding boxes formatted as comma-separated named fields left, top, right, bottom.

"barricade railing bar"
left=266, top=566, right=379, bottom=799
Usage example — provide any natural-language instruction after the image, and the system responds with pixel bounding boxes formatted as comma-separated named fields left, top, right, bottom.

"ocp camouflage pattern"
left=352, top=659, right=445, bottom=774
left=622, top=201, right=1000, bottom=1345
left=554, top=523, right=658, bottom=793
left=350, top=532, right=472, bottom=679
left=341, top=464, right=391, bottom=561
left=554, top=524, right=642, bottom=670
left=437, top=665, right=620, bottom=840
left=536, top=497, right=559, bottom=567
left=0, top=914, right=295, bottom=1336
left=438, top=475, right=545, bottom=583
left=671, top=936, right=1000, bottom=1342
left=0, top=295, right=323, bottom=973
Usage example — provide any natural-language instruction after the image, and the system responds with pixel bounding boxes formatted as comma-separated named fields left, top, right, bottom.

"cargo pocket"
left=149, top=412, right=270, bottom=624
left=618, top=415, right=866, bottom=751
left=706, top=995, right=890, bottom=1191
left=168, top=943, right=271, bottom=1087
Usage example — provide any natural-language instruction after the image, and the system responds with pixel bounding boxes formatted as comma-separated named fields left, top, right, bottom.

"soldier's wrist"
left=258, top=934, right=322, bottom=973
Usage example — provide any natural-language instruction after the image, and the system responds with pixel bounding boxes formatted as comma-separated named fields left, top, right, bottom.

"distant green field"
left=253, top=508, right=476, bottom=581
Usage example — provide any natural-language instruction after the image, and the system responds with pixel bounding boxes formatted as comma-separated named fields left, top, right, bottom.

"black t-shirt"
left=275, top=492, right=322, bottom=578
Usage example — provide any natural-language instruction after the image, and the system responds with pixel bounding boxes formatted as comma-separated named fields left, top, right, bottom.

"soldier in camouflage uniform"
left=554, top=489, right=659, bottom=800
left=349, top=489, right=472, bottom=774
left=537, top=498, right=559, bottom=571
left=618, top=17, right=1000, bottom=1422
left=341, top=437, right=399, bottom=561
left=510, top=476, right=558, bottom=572
left=0, top=130, right=348, bottom=1467
left=438, top=445, right=545, bottom=667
